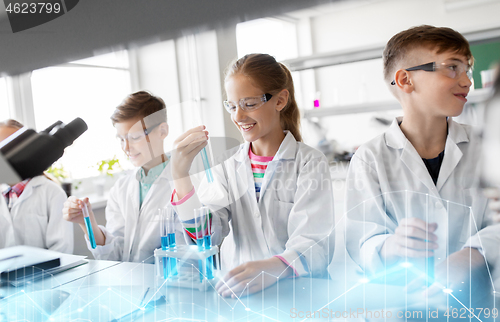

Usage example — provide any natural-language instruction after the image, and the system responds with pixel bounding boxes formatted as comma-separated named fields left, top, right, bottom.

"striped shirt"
left=249, top=146, right=273, bottom=201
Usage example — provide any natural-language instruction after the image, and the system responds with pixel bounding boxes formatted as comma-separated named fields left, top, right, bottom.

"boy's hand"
left=380, top=217, right=438, bottom=264
left=63, top=196, right=105, bottom=245
left=215, top=257, right=293, bottom=298
left=406, top=248, right=489, bottom=303
left=63, top=196, right=90, bottom=226
left=483, top=188, right=500, bottom=222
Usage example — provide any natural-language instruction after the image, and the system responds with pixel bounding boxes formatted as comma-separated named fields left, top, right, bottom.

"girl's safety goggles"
left=223, top=93, right=273, bottom=113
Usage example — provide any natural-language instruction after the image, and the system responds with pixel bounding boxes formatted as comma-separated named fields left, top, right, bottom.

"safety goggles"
left=116, top=123, right=161, bottom=144
left=223, top=93, right=273, bottom=113
left=391, top=60, right=473, bottom=85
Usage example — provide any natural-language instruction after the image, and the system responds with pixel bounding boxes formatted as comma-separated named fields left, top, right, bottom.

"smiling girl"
left=171, top=54, right=335, bottom=297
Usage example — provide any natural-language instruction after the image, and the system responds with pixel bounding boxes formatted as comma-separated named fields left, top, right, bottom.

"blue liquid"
left=161, top=236, right=169, bottom=279
left=204, top=235, right=214, bottom=279
left=84, top=216, right=96, bottom=249
left=161, top=236, right=169, bottom=250
left=168, top=233, right=178, bottom=276
left=196, top=238, right=204, bottom=282
left=426, top=256, right=435, bottom=286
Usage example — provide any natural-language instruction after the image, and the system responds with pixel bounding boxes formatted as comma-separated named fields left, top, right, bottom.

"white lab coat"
left=0, top=176, right=73, bottom=254
left=89, top=163, right=185, bottom=263
left=174, top=131, right=335, bottom=277
left=345, top=117, right=500, bottom=275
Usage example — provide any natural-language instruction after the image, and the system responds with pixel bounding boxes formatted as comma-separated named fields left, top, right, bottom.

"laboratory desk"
left=1, top=260, right=498, bottom=322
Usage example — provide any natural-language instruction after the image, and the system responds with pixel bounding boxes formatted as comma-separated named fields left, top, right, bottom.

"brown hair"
left=0, top=119, right=24, bottom=129
left=110, top=91, right=167, bottom=127
left=225, top=54, right=302, bottom=142
left=383, top=25, right=473, bottom=83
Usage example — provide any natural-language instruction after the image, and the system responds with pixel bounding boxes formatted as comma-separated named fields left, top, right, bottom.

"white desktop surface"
left=1, top=260, right=497, bottom=321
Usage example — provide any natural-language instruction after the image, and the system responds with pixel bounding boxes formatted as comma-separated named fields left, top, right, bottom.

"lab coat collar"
left=386, top=116, right=469, bottom=194
left=234, top=131, right=297, bottom=163
left=15, top=176, right=46, bottom=202
left=385, top=117, right=469, bottom=149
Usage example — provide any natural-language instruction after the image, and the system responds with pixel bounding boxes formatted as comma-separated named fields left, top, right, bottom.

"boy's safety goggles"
left=116, top=123, right=161, bottom=144
left=391, top=60, right=473, bottom=85
left=223, top=93, right=273, bottom=113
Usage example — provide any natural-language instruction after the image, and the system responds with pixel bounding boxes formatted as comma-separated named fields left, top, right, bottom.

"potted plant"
left=93, top=156, right=121, bottom=196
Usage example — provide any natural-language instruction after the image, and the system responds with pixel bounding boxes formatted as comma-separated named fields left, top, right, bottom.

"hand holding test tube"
left=82, top=202, right=96, bottom=249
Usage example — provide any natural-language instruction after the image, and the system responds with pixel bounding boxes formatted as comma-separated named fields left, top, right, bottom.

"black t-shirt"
left=422, top=150, right=445, bottom=185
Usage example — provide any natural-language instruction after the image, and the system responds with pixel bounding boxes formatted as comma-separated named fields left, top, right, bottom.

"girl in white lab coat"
left=171, top=54, right=335, bottom=297
left=0, top=119, right=73, bottom=253
left=63, top=91, right=183, bottom=263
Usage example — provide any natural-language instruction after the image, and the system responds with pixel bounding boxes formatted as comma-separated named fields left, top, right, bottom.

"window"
left=0, top=78, right=10, bottom=121
left=236, top=18, right=298, bottom=62
left=31, top=51, right=132, bottom=179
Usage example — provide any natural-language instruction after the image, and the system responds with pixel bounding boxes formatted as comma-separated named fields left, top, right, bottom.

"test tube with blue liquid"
left=166, top=206, right=178, bottom=276
left=202, top=206, right=214, bottom=279
left=194, top=208, right=205, bottom=283
left=201, top=147, right=213, bottom=183
left=159, top=208, right=169, bottom=279
left=82, top=202, right=96, bottom=249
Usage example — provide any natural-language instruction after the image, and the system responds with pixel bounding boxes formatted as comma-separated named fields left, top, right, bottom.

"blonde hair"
left=225, top=54, right=302, bottom=142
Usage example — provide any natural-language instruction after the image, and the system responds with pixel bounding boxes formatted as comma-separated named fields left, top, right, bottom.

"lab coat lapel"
left=235, top=143, right=258, bottom=201
left=0, top=193, right=16, bottom=247
left=258, top=132, right=296, bottom=202
left=400, top=142, right=439, bottom=196
left=436, top=120, right=467, bottom=192
left=386, top=118, right=440, bottom=199
left=10, top=178, right=39, bottom=219
left=124, top=169, right=141, bottom=261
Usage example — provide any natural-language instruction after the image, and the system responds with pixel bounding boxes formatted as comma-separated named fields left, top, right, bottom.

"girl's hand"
left=63, top=196, right=91, bottom=226
left=215, top=257, right=293, bottom=298
left=171, top=125, right=209, bottom=180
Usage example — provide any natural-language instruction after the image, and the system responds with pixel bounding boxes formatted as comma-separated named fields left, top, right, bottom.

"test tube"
left=159, top=209, right=169, bottom=279
left=202, top=207, right=214, bottom=279
left=82, top=202, right=96, bottom=249
left=194, top=208, right=205, bottom=283
left=426, top=256, right=435, bottom=286
left=166, top=206, right=178, bottom=276
left=201, top=147, right=213, bottom=183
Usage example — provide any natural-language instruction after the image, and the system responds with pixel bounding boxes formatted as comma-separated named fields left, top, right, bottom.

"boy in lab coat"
left=0, top=119, right=74, bottom=253
left=345, top=25, right=498, bottom=295
left=63, top=91, right=183, bottom=263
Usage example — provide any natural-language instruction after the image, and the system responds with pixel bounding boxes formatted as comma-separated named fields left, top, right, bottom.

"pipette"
left=82, top=202, right=96, bottom=249
left=166, top=206, right=178, bottom=276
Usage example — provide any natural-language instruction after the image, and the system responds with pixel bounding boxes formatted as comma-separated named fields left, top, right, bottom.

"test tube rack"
left=154, top=245, right=219, bottom=291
